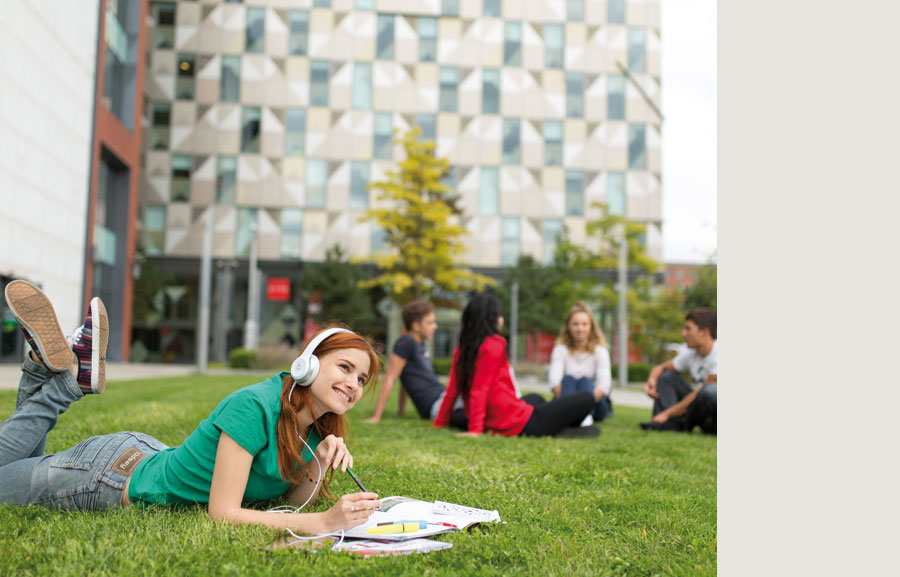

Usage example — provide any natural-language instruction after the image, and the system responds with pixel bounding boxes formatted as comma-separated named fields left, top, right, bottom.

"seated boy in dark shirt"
left=364, top=300, right=466, bottom=428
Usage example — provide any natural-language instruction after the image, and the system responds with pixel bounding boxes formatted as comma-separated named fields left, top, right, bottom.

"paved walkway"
left=0, top=363, right=654, bottom=409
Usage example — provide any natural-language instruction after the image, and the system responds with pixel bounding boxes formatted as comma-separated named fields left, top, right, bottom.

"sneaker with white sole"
left=4, top=280, right=74, bottom=372
left=67, top=297, right=109, bottom=394
left=580, top=413, right=595, bottom=427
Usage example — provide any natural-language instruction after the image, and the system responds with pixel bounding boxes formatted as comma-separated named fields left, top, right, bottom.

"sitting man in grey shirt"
left=640, top=308, right=717, bottom=434
left=364, top=300, right=466, bottom=429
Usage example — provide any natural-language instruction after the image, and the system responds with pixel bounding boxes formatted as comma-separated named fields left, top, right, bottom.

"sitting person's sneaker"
left=557, top=425, right=602, bottom=438
left=67, top=297, right=109, bottom=394
left=4, top=280, right=74, bottom=371
left=579, top=413, right=595, bottom=427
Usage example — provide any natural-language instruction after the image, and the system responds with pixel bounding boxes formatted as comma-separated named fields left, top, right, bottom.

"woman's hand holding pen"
left=316, top=434, right=353, bottom=472
left=322, top=492, right=381, bottom=531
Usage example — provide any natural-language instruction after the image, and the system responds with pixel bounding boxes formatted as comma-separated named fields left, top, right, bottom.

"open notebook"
left=340, top=496, right=501, bottom=542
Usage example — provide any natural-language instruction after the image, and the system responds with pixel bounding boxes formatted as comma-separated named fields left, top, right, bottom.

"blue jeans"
left=0, top=357, right=167, bottom=510
left=560, top=375, right=612, bottom=422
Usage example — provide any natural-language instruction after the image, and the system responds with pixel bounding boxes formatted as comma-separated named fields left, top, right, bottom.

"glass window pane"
left=542, top=219, right=563, bottom=265
left=285, top=109, right=305, bottom=156
left=371, top=226, right=388, bottom=254
left=628, top=124, right=647, bottom=169
left=628, top=28, right=647, bottom=73
left=350, top=162, right=370, bottom=210
left=607, top=74, right=625, bottom=120
left=418, top=17, right=437, bottom=62
left=480, top=167, right=499, bottom=215
left=501, top=217, right=520, bottom=266
left=482, top=68, right=500, bottom=114
left=310, top=60, right=329, bottom=106
left=221, top=55, right=241, bottom=102
left=176, top=54, right=195, bottom=100
left=608, top=0, right=626, bottom=24
left=241, top=106, right=261, bottom=153
left=565, top=170, right=584, bottom=216
left=150, top=102, right=170, bottom=150
left=144, top=205, right=166, bottom=256
left=567, top=0, right=584, bottom=22
left=566, top=72, right=584, bottom=118
left=246, top=7, right=265, bottom=54
left=442, top=0, right=459, bottom=16
left=356, top=0, right=374, bottom=9
left=377, top=15, right=394, bottom=60
left=216, top=156, right=237, bottom=204
left=353, top=62, right=372, bottom=109
left=306, top=159, right=327, bottom=208
left=415, top=114, right=435, bottom=141
left=289, top=10, right=309, bottom=55
left=504, top=22, right=521, bottom=66
left=502, top=118, right=520, bottom=164
left=484, top=0, right=501, bottom=17
left=171, top=155, right=191, bottom=202
left=236, top=208, right=258, bottom=257
left=155, top=3, right=175, bottom=49
left=313, top=0, right=330, bottom=8
left=281, top=209, right=302, bottom=259
left=439, top=67, right=458, bottom=112
left=545, top=24, right=564, bottom=68
left=544, top=120, right=562, bottom=166
left=608, top=172, right=626, bottom=215
left=374, top=112, right=393, bottom=159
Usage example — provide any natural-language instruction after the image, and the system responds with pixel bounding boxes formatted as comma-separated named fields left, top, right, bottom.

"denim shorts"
left=0, top=432, right=167, bottom=511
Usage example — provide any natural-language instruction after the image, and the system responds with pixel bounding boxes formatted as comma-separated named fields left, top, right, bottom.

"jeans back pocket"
left=49, top=435, right=111, bottom=471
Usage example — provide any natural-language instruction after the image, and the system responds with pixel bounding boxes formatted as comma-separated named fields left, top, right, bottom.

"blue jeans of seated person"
left=560, top=375, right=612, bottom=422
left=0, top=356, right=167, bottom=510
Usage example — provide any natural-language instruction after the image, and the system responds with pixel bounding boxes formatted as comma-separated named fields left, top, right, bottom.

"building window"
left=176, top=53, right=195, bottom=100
left=442, top=0, right=459, bottom=16
left=289, top=10, right=309, bottom=55
left=502, top=118, right=520, bottom=164
left=350, top=162, right=370, bottom=210
left=608, top=171, right=626, bottom=215
left=441, top=165, right=457, bottom=195
left=377, top=15, right=394, bottom=60
left=150, top=102, right=170, bottom=150
left=415, top=114, right=436, bottom=141
left=545, top=24, right=564, bottom=68
left=216, top=156, right=237, bottom=204
left=501, top=217, right=520, bottom=266
left=281, top=209, right=302, bottom=259
left=480, top=167, right=499, bottom=215
left=221, top=55, right=241, bottom=102
left=171, top=155, right=191, bottom=202
left=566, top=72, right=584, bottom=118
left=439, top=67, right=458, bottom=112
left=285, top=109, right=306, bottom=156
left=373, top=112, right=393, bottom=160
left=313, top=0, right=330, bottom=7
left=484, top=0, right=501, bottom=17
left=371, top=226, right=388, bottom=254
left=241, top=106, right=261, bottom=153
left=310, top=60, right=329, bottom=106
left=565, top=170, right=584, bottom=216
left=155, top=3, right=175, bottom=49
left=567, top=0, right=584, bottom=21
left=608, top=0, right=626, bottom=24
left=504, top=22, right=522, bottom=66
left=356, top=0, right=374, bottom=9
left=236, top=208, right=258, bottom=257
left=542, top=219, right=563, bottom=265
left=144, top=206, right=166, bottom=256
left=306, top=159, right=327, bottom=208
left=607, top=74, right=625, bottom=120
left=103, top=0, right=139, bottom=130
left=419, top=17, right=437, bottom=62
left=628, top=124, right=646, bottom=169
left=544, top=120, right=563, bottom=166
left=482, top=68, right=500, bottom=114
left=246, top=7, right=265, bottom=54
left=353, top=62, right=372, bottom=109
left=628, top=28, right=647, bottom=73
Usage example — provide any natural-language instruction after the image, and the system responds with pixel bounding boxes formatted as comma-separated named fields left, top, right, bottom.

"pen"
left=347, top=467, right=369, bottom=493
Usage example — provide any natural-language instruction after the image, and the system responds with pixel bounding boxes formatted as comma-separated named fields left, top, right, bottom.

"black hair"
left=686, top=307, right=717, bottom=340
left=454, top=292, right=502, bottom=397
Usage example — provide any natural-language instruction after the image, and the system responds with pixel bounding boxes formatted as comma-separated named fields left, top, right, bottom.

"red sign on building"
left=267, top=278, right=291, bottom=302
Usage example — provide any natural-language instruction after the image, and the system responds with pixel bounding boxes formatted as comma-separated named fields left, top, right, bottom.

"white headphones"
left=290, top=327, right=353, bottom=387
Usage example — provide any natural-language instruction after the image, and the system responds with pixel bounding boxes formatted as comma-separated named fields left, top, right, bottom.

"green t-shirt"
left=128, top=372, right=320, bottom=506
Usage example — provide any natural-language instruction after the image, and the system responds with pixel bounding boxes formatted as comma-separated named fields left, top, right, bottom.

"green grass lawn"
left=0, top=374, right=716, bottom=577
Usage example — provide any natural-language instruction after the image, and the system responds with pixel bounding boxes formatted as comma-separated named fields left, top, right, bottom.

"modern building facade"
left=1, top=1, right=146, bottom=364
left=137, top=0, right=662, bottom=362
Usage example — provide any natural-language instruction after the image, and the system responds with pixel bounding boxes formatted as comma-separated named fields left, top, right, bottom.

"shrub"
left=255, top=344, right=298, bottom=371
left=611, top=362, right=652, bottom=383
left=432, top=358, right=453, bottom=375
left=229, top=347, right=257, bottom=369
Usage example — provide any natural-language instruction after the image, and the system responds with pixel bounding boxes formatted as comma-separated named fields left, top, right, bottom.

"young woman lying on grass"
left=433, top=292, right=598, bottom=438
left=0, top=280, right=381, bottom=535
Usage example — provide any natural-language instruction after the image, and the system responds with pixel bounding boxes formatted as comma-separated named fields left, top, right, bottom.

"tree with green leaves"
left=684, top=261, right=717, bottom=311
left=359, top=127, right=493, bottom=304
left=299, top=245, right=384, bottom=337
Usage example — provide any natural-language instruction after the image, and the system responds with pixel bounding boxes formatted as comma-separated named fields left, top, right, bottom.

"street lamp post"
left=618, top=232, right=628, bottom=388
left=243, top=222, right=259, bottom=350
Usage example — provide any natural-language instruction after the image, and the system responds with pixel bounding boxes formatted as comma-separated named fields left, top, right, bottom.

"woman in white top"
left=548, top=302, right=613, bottom=423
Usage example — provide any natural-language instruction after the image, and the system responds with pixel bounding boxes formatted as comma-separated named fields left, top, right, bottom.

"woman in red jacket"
left=433, top=293, right=598, bottom=437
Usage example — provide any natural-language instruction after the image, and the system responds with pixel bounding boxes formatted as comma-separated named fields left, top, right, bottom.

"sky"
left=660, top=0, right=718, bottom=264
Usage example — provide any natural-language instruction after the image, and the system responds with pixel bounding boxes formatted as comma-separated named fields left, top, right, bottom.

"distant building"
left=664, top=262, right=710, bottom=290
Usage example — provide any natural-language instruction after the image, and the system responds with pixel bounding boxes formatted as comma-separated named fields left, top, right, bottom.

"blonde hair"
left=557, top=301, right=608, bottom=352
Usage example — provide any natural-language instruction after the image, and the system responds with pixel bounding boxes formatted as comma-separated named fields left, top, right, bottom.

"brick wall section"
left=84, top=0, right=148, bottom=361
